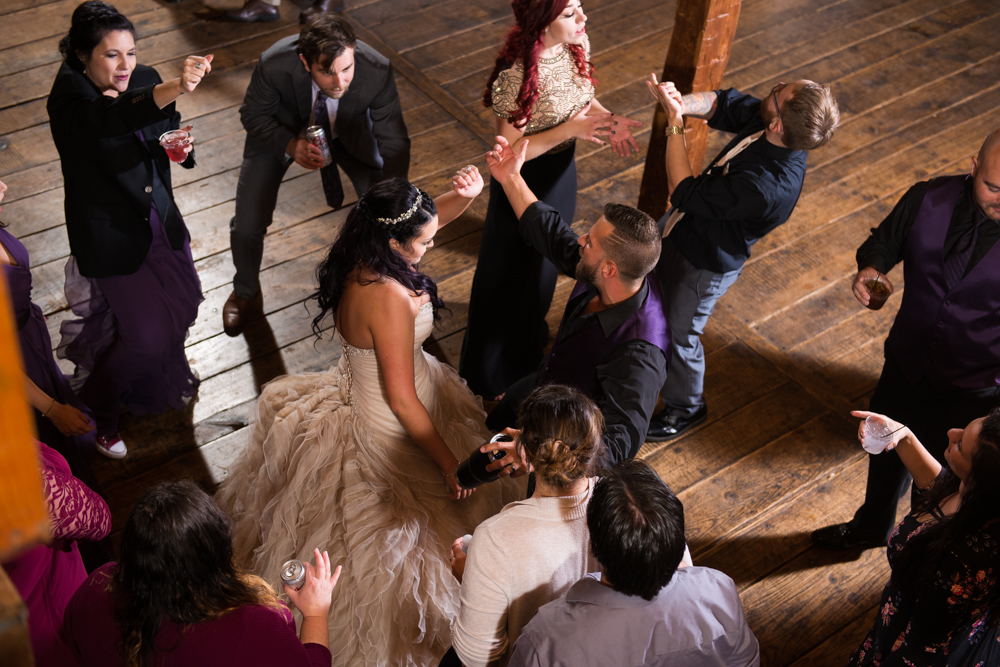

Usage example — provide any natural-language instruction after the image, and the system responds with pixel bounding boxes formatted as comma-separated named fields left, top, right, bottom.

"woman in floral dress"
left=848, top=408, right=1000, bottom=666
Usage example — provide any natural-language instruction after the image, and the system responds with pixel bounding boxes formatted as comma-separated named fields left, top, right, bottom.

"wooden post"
left=0, top=267, right=49, bottom=563
left=637, top=0, right=742, bottom=219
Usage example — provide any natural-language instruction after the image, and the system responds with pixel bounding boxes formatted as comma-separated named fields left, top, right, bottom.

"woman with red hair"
left=460, top=0, right=641, bottom=399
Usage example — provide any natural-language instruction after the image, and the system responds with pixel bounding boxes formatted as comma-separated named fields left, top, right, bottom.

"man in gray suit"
left=224, top=15, right=410, bottom=335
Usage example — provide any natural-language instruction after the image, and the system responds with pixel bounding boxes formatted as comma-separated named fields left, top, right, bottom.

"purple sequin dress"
left=58, top=202, right=202, bottom=435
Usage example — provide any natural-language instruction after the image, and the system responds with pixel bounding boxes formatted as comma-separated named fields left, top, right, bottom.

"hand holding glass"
left=158, top=130, right=190, bottom=163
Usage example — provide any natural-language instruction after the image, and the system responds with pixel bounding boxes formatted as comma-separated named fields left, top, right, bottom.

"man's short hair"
left=780, top=82, right=839, bottom=151
left=601, top=203, right=660, bottom=283
left=587, top=459, right=685, bottom=601
left=298, top=14, right=357, bottom=68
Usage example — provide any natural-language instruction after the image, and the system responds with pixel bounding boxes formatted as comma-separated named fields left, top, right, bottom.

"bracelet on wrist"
left=41, top=397, right=56, bottom=418
left=443, top=469, right=457, bottom=479
left=665, top=125, right=685, bottom=136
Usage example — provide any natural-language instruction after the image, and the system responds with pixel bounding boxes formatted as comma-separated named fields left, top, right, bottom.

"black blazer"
left=47, top=62, right=194, bottom=278
left=239, top=36, right=409, bottom=177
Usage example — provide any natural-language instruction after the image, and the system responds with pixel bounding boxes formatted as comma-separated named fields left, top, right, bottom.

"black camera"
left=455, top=433, right=512, bottom=489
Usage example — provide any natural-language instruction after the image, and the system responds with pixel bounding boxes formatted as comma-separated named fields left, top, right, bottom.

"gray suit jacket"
left=239, top=35, right=409, bottom=177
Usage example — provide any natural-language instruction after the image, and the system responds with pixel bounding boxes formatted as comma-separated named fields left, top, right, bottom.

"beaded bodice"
left=491, top=35, right=595, bottom=147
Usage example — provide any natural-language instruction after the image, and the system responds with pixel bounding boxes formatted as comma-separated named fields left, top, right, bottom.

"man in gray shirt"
left=509, top=459, right=759, bottom=667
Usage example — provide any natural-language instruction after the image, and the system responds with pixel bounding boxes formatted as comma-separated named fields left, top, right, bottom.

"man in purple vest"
left=478, top=135, right=670, bottom=469
left=813, top=129, right=1000, bottom=550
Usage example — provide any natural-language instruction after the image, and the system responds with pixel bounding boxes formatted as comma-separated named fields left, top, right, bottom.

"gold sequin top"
left=491, top=35, right=595, bottom=151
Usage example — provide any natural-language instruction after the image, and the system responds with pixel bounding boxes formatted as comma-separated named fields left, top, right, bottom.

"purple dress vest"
left=885, top=175, right=1000, bottom=390
left=537, top=276, right=671, bottom=401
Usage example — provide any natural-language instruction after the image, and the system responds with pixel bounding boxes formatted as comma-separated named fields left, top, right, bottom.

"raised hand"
left=607, top=114, right=643, bottom=157
left=452, top=165, right=484, bottom=198
left=565, top=101, right=612, bottom=146
left=284, top=548, right=342, bottom=617
left=181, top=54, right=213, bottom=94
left=485, top=135, right=528, bottom=186
left=646, top=73, right=684, bottom=124
left=482, top=427, right=529, bottom=479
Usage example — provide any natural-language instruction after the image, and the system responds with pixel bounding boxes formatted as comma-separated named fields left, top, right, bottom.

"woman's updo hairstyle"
left=517, top=384, right=604, bottom=489
left=311, top=177, right=444, bottom=336
left=59, top=1, right=135, bottom=73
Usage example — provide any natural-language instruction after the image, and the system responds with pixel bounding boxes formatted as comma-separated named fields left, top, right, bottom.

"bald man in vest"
left=813, top=129, right=1000, bottom=550
left=480, top=135, right=670, bottom=472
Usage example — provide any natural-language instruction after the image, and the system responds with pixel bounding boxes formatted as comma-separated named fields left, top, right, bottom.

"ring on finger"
left=195, top=62, right=202, bottom=70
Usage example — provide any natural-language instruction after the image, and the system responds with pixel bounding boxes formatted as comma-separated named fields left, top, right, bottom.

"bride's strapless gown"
left=216, top=302, right=522, bottom=666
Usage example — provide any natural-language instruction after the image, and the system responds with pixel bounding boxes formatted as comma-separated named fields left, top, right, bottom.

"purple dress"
left=59, top=195, right=202, bottom=435
left=64, top=563, right=331, bottom=667
left=1, top=227, right=97, bottom=466
left=2, top=442, right=111, bottom=667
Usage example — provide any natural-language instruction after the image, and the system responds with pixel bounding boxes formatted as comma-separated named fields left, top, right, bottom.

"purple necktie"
left=942, top=211, right=984, bottom=291
left=313, top=92, right=344, bottom=209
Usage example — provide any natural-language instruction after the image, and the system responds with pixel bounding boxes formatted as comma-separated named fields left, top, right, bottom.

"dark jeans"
left=230, top=140, right=382, bottom=299
left=849, top=351, right=1000, bottom=542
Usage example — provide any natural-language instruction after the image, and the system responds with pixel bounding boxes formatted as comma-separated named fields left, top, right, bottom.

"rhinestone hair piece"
left=376, top=195, right=421, bottom=225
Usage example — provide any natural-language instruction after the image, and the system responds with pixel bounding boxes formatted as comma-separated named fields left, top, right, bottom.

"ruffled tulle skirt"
left=216, top=348, right=521, bottom=667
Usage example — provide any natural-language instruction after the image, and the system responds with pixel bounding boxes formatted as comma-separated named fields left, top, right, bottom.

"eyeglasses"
left=770, top=83, right=786, bottom=128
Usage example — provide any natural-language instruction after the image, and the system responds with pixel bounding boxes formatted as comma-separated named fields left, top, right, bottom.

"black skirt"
left=460, top=144, right=577, bottom=397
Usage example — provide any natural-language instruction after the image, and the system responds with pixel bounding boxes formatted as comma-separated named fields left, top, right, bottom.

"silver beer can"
left=280, top=559, right=306, bottom=591
left=306, top=125, right=334, bottom=167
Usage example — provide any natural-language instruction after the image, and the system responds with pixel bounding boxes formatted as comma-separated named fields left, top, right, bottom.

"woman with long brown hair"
left=460, top=0, right=642, bottom=399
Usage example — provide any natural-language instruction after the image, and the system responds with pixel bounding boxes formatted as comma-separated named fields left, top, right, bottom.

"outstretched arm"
left=372, top=285, right=473, bottom=500
left=495, top=101, right=611, bottom=161
left=646, top=74, right=694, bottom=196
left=485, top=136, right=537, bottom=219
left=851, top=410, right=941, bottom=489
left=588, top=97, right=643, bottom=157
left=433, top=166, right=485, bottom=228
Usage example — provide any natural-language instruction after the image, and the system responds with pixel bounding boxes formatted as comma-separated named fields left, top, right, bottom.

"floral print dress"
left=849, top=502, right=1000, bottom=666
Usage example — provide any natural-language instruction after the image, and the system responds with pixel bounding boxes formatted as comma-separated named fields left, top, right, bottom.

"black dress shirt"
left=856, top=177, right=1000, bottom=275
left=508, top=201, right=669, bottom=464
left=669, top=88, right=808, bottom=274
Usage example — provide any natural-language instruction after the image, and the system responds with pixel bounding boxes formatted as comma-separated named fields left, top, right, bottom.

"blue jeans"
left=655, top=236, right=742, bottom=417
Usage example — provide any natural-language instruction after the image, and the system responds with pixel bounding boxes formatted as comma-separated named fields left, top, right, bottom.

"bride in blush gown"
left=216, top=169, right=522, bottom=667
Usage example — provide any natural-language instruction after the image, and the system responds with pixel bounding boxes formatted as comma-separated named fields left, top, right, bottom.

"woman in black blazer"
left=47, top=1, right=212, bottom=458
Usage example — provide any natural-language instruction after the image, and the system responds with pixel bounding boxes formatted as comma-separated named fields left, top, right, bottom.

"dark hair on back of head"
left=587, top=459, right=686, bottom=600
left=780, top=82, right=839, bottom=151
left=298, top=14, right=357, bottom=69
left=600, top=203, right=660, bottom=282
left=113, top=480, right=281, bottom=667
left=59, top=1, right=135, bottom=73
left=516, top=384, right=604, bottom=490
left=311, top=178, right=443, bottom=336
left=891, top=408, right=1000, bottom=628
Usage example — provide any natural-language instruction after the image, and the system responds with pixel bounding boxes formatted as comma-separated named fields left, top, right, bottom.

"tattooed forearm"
left=681, top=91, right=718, bottom=119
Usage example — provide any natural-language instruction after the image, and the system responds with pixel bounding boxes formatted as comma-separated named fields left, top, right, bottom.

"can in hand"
left=280, top=559, right=306, bottom=591
left=306, top=125, right=334, bottom=167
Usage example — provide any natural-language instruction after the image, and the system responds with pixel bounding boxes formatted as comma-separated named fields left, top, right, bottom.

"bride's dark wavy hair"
left=311, top=178, right=444, bottom=336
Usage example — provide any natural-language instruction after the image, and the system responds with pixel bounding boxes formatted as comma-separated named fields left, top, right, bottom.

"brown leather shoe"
left=226, top=0, right=280, bottom=22
left=223, top=290, right=264, bottom=337
left=299, top=0, right=345, bottom=23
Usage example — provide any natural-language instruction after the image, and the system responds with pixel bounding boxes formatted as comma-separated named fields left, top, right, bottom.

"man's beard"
left=576, top=257, right=599, bottom=285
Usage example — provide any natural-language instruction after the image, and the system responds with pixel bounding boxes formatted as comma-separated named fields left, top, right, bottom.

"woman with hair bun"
left=47, top=1, right=212, bottom=459
left=460, top=0, right=643, bottom=398
left=217, top=172, right=521, bottom=667
left=448, top=384, right=604, bottom=667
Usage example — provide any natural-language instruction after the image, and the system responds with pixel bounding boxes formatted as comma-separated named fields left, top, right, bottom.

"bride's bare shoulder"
left=343, top=272, right=415, bottom=316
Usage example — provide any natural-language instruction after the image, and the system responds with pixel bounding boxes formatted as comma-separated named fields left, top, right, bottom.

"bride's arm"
left=370, top=284, right=473, bottom=500
left=433, top=166, right=484, bottom=229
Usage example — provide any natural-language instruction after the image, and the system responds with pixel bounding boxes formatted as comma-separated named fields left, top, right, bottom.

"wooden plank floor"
left=3, top=0, right=999, bottom=663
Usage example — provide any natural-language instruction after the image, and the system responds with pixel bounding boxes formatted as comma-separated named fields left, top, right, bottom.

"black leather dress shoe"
left=299, top=0, right=346, bottom=23
left=226, top=0, right=280, bottom=22
left=646, top=405, right=708, bottom=442
left=811, top=523, right=886, bottom=551
left=222, top=290, right=264, bottom=337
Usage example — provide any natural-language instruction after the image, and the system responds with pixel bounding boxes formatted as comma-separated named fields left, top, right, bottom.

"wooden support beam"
left=637, top=0, right=742, bottom=219
left=0, top=268, right=50, bottom=564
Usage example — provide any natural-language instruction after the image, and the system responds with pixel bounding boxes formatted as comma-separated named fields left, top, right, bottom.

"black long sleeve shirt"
left=856, top=177, right=999, bottom=275
left=517, top=201, right=669, bottom=463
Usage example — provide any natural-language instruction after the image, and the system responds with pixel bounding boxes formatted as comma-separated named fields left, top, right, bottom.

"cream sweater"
left=451, top=477, right=599, bottom=667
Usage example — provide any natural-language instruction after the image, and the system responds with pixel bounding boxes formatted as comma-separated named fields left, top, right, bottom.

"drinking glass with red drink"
left=158, top=130, right=191, bottom=163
